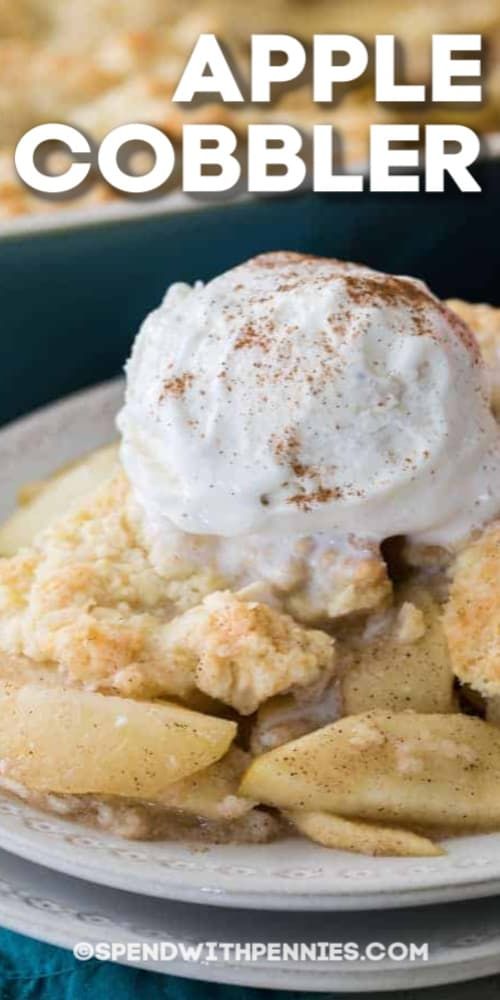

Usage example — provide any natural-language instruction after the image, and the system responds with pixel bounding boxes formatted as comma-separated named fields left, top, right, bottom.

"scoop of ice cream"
left=118, top=252, right=500, bottom=547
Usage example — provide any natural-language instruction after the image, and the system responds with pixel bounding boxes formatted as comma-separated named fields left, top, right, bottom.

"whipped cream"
left=118, top=252, right=500, bottom=569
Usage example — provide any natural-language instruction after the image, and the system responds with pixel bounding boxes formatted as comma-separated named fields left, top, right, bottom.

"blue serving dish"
left=0, top=159, right=498, bottom=428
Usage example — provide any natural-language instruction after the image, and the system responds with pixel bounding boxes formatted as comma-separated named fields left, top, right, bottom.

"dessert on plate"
left=0, top=251, right=499, bottom=857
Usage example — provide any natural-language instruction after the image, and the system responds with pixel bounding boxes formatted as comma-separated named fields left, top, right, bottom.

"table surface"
left=0, top=928, right=498, bottom=999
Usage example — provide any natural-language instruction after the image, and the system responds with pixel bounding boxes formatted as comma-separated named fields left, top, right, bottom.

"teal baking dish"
left=0, top=159, right=498, bottom=427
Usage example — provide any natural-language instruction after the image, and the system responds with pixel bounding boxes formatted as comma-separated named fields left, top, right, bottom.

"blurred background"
left=0, top=0, right=498, bottom=427
left=0, top=0, right=499, bottom=218
left=1, top=162, right=498, bottom=425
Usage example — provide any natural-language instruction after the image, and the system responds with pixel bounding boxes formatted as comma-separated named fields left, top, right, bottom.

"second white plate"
left=4, top=844, right=500, bottom=992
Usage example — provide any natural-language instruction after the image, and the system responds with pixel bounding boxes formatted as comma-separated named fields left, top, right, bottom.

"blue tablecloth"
left=0, top=929, right=497, bottom=999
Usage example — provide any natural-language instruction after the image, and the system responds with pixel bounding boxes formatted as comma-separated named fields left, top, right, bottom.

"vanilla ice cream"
left=118, top=252, right=500, bottom=585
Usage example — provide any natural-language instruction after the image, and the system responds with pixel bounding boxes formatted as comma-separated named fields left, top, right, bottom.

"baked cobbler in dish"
left=0, top=0, right=499, bottom=218
left=0, top=251, right=499, bottom=857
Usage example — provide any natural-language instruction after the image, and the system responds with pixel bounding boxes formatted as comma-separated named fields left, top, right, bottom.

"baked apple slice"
left=241, top=711, right=500, bottom=831
left=0, top=681, right=236, bottom=799
left=287, top=810, right=442, bottom=857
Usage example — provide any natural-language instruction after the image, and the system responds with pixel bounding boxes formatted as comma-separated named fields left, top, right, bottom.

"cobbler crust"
left=0, top=470, right=335, bottom=714
left=444, top=521, right=500, bottom=697
left=286, top=547, right=391, bottom=623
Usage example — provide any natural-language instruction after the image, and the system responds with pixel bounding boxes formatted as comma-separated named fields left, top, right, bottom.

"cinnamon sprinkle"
left=272, top=428, right=310, bottom=478
left=159, top=372, right=194, bottom=400
left=234, top=324, right=271, bottom=351
left=287, top=486, right=341, bottom=510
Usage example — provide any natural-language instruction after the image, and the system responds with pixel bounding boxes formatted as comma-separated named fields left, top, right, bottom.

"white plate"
left=2, top=380, right=500, bottom=912
left=3, top=845, right=500, bottom=992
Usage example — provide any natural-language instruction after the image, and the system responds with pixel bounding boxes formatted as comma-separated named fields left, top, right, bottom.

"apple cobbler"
left=1, top=0, right=500, bottom=219
left=0, top=252, right=499, bottom=857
